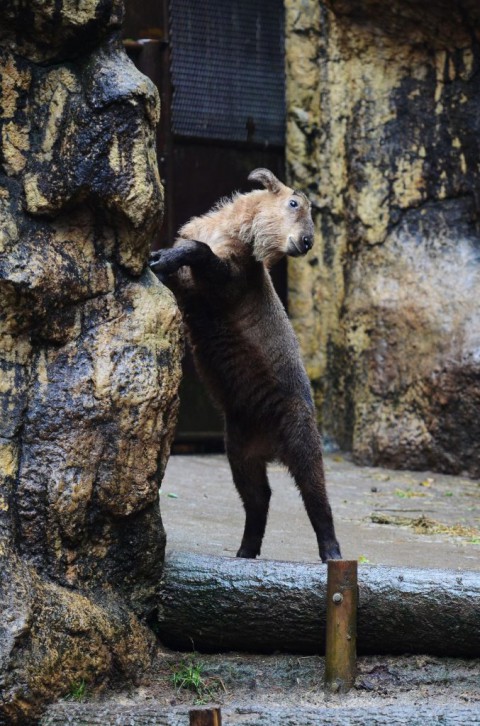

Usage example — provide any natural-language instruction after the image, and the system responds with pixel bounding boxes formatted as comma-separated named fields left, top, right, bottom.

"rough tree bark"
left=0, top=1, right=182, bottom=723
left=156, top=552, right=480, bottom=658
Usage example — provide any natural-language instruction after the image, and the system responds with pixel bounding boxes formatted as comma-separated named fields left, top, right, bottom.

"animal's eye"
left=289, top=199, right=298, bottom=208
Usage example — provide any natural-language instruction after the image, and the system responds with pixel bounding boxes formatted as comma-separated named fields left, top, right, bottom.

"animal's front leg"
left=149, top=240, right=230, bottom=282
left=149, top=241, right=200, bottom=276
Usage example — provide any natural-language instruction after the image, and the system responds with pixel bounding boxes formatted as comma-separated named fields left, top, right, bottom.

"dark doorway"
left=124, top=0, right=286, bottom=448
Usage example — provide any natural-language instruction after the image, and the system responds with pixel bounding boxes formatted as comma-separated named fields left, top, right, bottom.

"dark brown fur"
left=150, top=169, right=341, bottom=561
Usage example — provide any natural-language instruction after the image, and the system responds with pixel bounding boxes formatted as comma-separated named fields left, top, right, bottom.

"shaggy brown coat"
left=150, top=169, right=341, bottom=561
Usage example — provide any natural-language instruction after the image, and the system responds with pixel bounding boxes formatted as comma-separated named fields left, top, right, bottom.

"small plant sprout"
left=171, top=657, right=224, bottom=704
left=68, top=679, right=87, bottom=701
left=172, top=660, right=204, bottom=693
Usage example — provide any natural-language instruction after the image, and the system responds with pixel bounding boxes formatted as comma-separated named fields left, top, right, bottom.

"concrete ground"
left=161, top=453, right=480, bottom=571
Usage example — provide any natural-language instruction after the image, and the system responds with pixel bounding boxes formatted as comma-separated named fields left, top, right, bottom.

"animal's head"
left=247, top=168, right=314, bottom=266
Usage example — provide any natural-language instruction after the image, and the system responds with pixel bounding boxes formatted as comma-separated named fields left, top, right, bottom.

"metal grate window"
left=169, top=0, right=285, bottom=146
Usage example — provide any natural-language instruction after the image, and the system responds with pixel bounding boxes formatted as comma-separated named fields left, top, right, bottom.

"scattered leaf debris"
left=371, top=513, right=480, bottom=539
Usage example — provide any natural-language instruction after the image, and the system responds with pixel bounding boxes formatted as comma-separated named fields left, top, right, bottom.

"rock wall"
left=0, top=1, right=182, bottom=721
left=285, top=0, right=480, bottom=475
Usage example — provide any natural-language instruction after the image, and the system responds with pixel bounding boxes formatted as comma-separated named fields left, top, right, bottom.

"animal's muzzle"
left=288, top=234, right=314, bottom=257
left=301, top=235, right=313, bottom=253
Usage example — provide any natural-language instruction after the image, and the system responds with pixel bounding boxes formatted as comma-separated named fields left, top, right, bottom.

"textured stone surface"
left=15, top=274, right=180, bottom=609
left=285, top=0, right=480, bottom=475
left=0, top=0, right=124, bottom=63
left=0, top=1, right=182, bottom=721
left=0, top=549, right=155, bottom=725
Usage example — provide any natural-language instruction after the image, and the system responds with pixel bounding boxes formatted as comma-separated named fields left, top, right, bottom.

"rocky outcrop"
left=285, top=0, right=480, bottom=475
left=0, top=1, right=182, bottom=721
left=1, top=553, right=155, bottom=725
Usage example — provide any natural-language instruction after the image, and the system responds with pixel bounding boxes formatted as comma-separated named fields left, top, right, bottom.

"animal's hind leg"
left=226, top=442, right=271, bottom=559
left=281, top=415, right=341, bottom=563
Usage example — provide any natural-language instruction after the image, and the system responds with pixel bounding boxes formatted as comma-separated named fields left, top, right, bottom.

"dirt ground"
left=42, top=454, right=480, bottom=725
left=43, top=650, right=480, bottom=724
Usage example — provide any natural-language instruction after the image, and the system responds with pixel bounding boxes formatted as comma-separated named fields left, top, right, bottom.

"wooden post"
left=189, top=707, right=222, bottom=726
left=324, top=559, right=358, bottom=693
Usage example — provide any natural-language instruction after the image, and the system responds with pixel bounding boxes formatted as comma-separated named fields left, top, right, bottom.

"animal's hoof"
left=236, top=547, right=258, bottom=559
left=149, top=250, right=165, bottom=269
left=320, top=541, right=342, bottom=563
left=148, top=255, right=162, bottom=270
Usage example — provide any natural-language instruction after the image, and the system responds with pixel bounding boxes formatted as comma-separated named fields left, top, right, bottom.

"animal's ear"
left=248, top=168, right=283, bottom=194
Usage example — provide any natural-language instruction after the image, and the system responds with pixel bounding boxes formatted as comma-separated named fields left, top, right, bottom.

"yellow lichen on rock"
left=2, top=120, right=29, bottom=174
left=108, top=133, right=122, bottom=173
left=0, top=442, right=17, bottom=481
left=0, top=1, right=183, bottom=720
left=0, top=53, right=31, bottom=175
left=0, top=197, right=17, bottom=254
left=0, top=53, right=31, bottom=118
left=60, top=0, right=102, bottom=26
left=40, top=69, right=79, bottom=158
left=286, top=0, right=480, bottom=474
left=23, top=172, right=51, bottom=212
left=355, top=162, right=391, bottom=245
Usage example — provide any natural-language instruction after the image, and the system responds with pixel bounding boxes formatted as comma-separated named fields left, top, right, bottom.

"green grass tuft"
left=68, top=679, right=87, bottom=701
left=171, top=657, right=224, bottom=704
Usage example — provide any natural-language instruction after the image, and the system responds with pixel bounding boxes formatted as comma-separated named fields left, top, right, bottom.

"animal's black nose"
left=302, top=235, right=313, bottom=252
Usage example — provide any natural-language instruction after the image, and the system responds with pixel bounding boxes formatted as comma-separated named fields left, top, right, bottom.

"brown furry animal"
left=150, top=169, right=341, bottom=562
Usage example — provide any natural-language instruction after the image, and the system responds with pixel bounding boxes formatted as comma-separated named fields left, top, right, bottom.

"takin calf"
left=150, top=169, right=341, bottom=562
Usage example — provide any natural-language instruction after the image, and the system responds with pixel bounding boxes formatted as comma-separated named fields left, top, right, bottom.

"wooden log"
left=157, top=552, right=480, bottom=657
left=324, top=560, right=357, bottom=692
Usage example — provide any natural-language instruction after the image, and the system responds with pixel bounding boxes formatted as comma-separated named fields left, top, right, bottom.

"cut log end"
left=189, top=706, right=222, bottom=726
